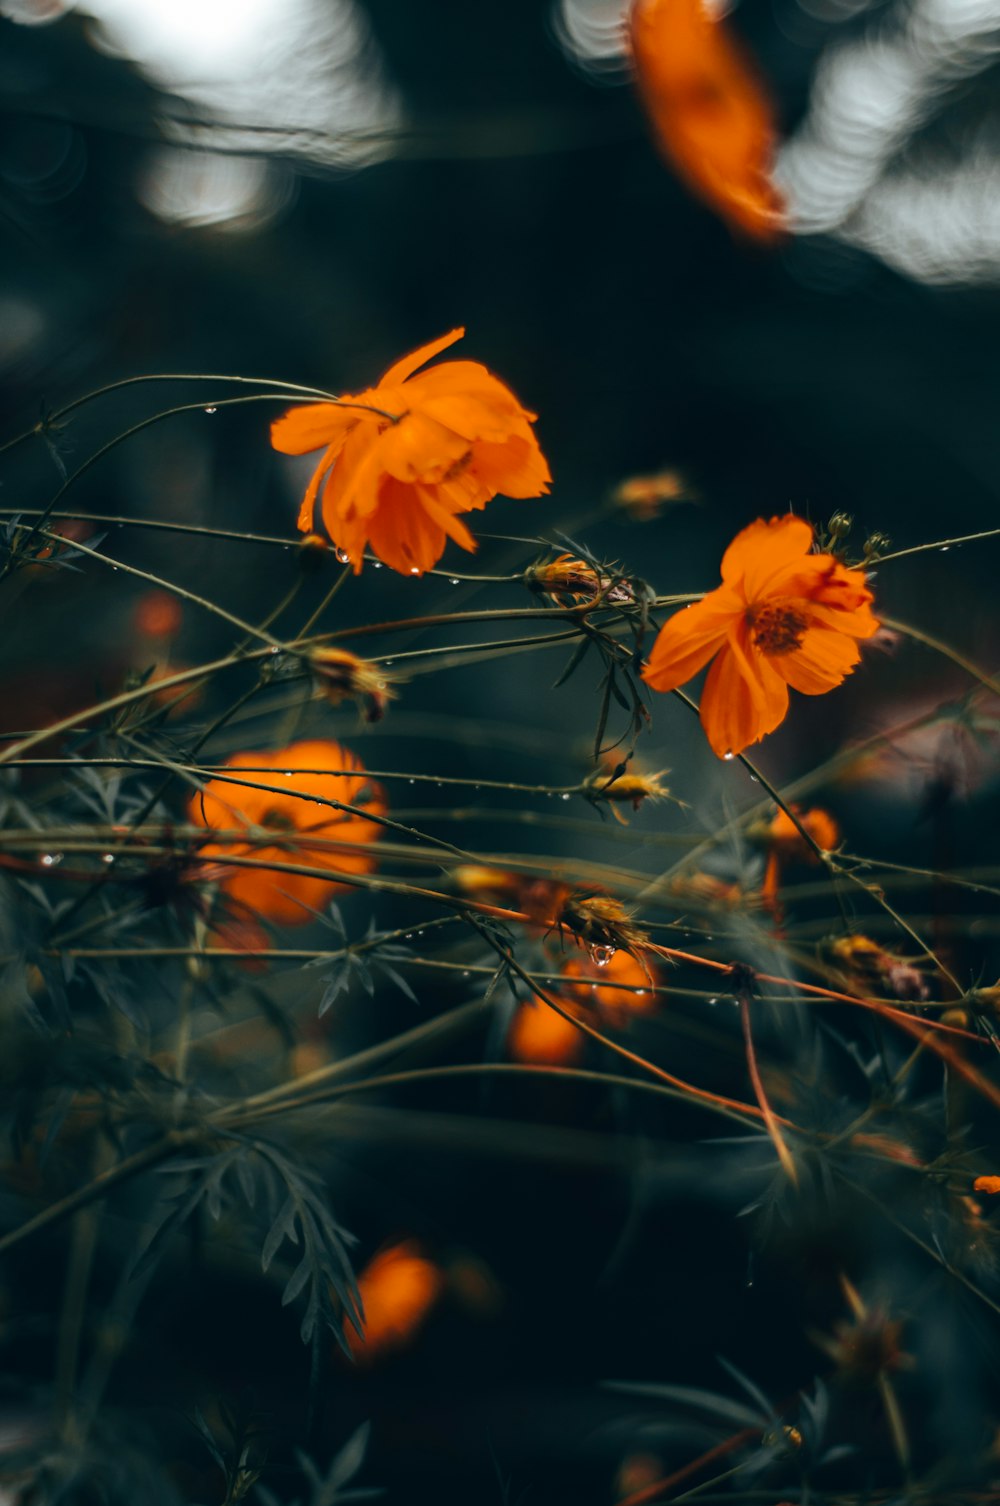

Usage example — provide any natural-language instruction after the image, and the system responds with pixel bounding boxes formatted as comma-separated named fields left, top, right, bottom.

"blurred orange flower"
left=642, top=516, right=879, bottom=758
left=347, top=1240, right=445, bottom=1364
left=759, top=805, right=839, bottom=911
left=561, top=948, right=657, bottom=1021
left=271, top=329, right=551, bottom=576
left=187, top=739, right=384, bottom=926
left=629, top=0, right=785, bottom=243
left=508, top=999, right=585, bottom=1065
left=133, top=589, right=183, bottom=640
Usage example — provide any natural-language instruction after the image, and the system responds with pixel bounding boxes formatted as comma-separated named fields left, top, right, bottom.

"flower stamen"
left=747, top=601, right=809, bottom=655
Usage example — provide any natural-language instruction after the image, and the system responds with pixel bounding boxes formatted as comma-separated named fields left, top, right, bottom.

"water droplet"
left=708, top=996, right=718, bottom=1006
left=101, top=853, right=115, bottom=864
left=449, top=578, right=460, bottom=586
left=334, top=548, right=351, bottom=564
left=461, top=969, right=471, bottom=978
left=384, top=660, right=393, bottom=667
left=723, top=750, right=735, bottom=761
left=41, top=853, right=62, bottom=867
left=204, top=406, right=217, bottom=415
left=284, top=771, right=293, bottom=778
left=269, top=645, right=279, bottom=654
left=749, top=774, right=758, bottom=782
left=590, top=944, right=615, bottom=967
left=372, top=561, right=382, bottom=569
left=408, top=778, right=415, bottom=785
left=404, top=933, right=414, bottom=941
left=560, top=792, right=571, bottom=801
left=409, top=567, right=420, bottom=575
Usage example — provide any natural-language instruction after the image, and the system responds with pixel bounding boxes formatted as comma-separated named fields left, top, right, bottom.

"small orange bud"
left=299, top=533, right=330, bottom=571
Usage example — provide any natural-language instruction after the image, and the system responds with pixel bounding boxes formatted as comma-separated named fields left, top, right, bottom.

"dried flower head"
left=584, top=766, right=670, bottom=824
left=815, top=1278, right=911, bottom=1382
left=272, top=329, right=551, bottom=576
left=308, top=647, right=397, bottom=723
left=642, top=516, right=879, bottom=759
left=555, top=891, right=648, bottom=959
left=829, top=935, right=930, bottom=1002
left=187, top=739, right=385, bottom=926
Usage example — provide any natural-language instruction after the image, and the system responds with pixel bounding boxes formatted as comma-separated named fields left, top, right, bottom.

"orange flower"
left=974, top=1176, right=1000, bottom=1196
left=271, top=329, right=551, bottom=577
left=757, top=805, right=839, bottom=910
left=629, top=0, right=785, bottom=243
left=561, top=947, right=657, bottom=1022
left=347, top=1240, right=445, bottom=1364
left=133, top=589, right=183, bottom=640
left=187, top=739, right=385, bottom=926
left=641, top=516, right=879, bottom=758
left=508, top=999, right=585, bottom=1066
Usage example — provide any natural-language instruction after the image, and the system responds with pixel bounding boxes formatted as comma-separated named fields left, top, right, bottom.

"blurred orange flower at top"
left=641, top=516, right=879, bottom=759
left=187, top=739, right=385, bottom=926
left=629, top=0, right=785, bottom=243
left=271, top=329, right=551, bottom=578
left=347, top=1240, right=446, bottom=1365
left=973, top=1176, right=1000, bottom=1196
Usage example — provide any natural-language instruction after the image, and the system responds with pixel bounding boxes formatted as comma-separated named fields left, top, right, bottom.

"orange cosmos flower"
left=629, top=0, right=785, bottom=243
left=561, top=947, right=658, bottom=1022
left=641, top=515, right=879, bottom=759
left=271, top=329, right=551, bottom=577
left=347, top=1240, right=446, bottom=1364
left=187, top=739, right=385, bottom=926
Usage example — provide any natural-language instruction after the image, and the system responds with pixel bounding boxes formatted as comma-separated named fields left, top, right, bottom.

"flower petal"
left=380, top=329, right=465, bottom=386
left=641, top=589, right=739, bottom=692
left=721, top=515, right=813, bottom=599
left=271, top=402, right=359, bottom=456
left=375, top=410, right=472, bottom=483
left=466, top=434, right=552, bottom=500
left=699, top=628, right=788, bottom=758
left=366, top=479, right=449, bottom=575
left=773, top=626, right=861, bottom=695
left=414, top=485, right=478, bottom=553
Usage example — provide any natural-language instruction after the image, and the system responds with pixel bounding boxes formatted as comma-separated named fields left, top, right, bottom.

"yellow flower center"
left=747, top=601, right=809, bottom=655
